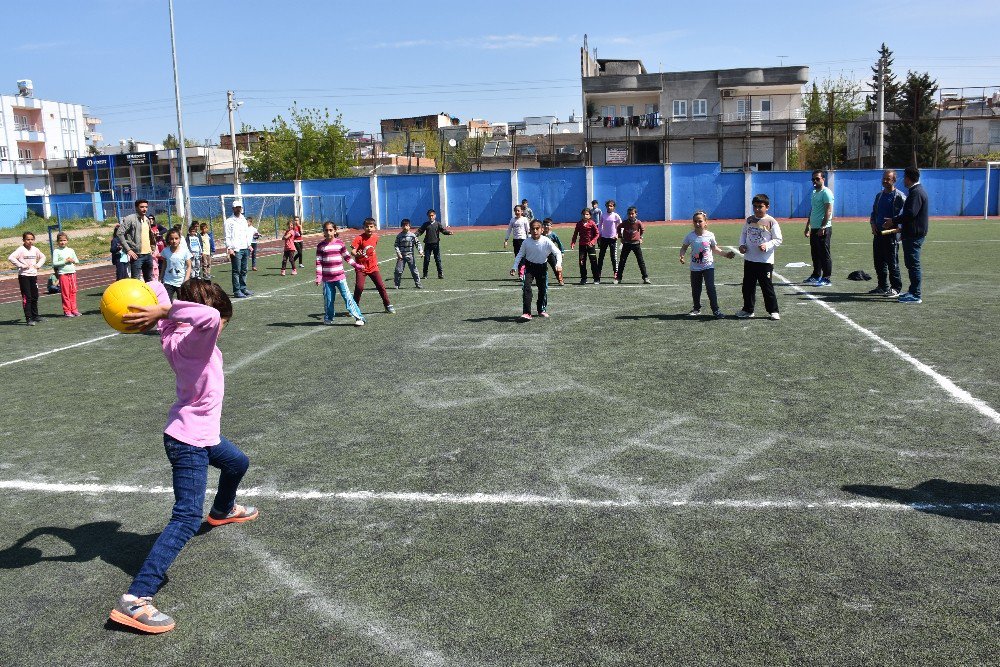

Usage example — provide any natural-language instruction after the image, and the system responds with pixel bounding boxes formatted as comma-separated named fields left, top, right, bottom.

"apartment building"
left=0, top=80, right=99, bottom=194
left=581, top=42, right=809, bottom=169
left=380, top=113, right=461, bottom=145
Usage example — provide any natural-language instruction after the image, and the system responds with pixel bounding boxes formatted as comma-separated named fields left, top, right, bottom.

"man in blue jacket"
left=869, top=169, right=906, bottom=296
left=884, top=166, right=929, bottom=303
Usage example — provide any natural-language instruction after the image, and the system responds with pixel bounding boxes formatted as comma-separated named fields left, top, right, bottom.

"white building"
left=0, top=80, right=98, bottom=195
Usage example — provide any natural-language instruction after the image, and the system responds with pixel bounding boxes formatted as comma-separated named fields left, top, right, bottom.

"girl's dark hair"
left=56, top=231, right=69, bottom=241
left=165, top=229, right=181, bottom=242
left=581, top=208, right=591, bottom=216
left=22, top=231, right=35, bottom=240
left=178, top=280, right=233, bottom=321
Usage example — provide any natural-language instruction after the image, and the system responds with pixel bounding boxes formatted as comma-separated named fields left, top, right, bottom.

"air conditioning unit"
left=721, top=89, right=736, bottom=98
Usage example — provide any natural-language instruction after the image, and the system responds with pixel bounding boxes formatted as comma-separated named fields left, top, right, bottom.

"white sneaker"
left=769, top=312, right=781, bottom=320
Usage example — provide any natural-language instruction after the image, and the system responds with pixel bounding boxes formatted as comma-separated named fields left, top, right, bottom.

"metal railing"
left=14, top=122, right=42, bottom=132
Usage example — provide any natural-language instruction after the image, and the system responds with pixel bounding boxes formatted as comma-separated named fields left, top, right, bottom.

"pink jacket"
left=150, top=281, right=224, bottom=448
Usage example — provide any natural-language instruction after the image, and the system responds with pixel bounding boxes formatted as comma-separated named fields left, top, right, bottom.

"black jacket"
left=417, top=220, right=453, bottom=245
left=892, top=183, right=929, bottom=239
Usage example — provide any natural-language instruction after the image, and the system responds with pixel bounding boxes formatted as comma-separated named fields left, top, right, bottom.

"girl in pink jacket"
left=108, top=279, right=257, bottom=635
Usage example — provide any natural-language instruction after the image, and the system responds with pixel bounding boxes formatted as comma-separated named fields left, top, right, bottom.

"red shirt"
left=571, top=220, right=599, bottom=247
left=351, top=232, right=380, bottom=273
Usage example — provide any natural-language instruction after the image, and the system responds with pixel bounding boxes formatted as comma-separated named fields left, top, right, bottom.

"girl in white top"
left=504, top=205, right=531, bottom=279
left=52, top=231, right=82, bottom=317
left=679, top=211, right=735, bottom=318
left=160, top=229, right=193, bottom=301
left=8, top=231, right=46, bottom=324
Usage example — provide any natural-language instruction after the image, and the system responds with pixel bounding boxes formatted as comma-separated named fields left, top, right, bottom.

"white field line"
left=0, top=333, right=120, bottom=368
left=0, top=480, right=995, bottom=513
left=235, top=533, right=455, bottom=667
left=728, top=245, right=1000, bottom=426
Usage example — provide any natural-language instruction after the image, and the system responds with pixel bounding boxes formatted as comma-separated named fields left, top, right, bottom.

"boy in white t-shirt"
left=679, top=211, right=735, bottom=318
left=736, top=194, right=783, bottom=320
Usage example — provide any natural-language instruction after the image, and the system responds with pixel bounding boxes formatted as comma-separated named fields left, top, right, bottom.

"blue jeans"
left=129, top=434, right=250, bottom=597
left=323, top=279, right=364, bottom=321
left=690, top=267, right=719, bottom=311
left=129, top=253, right=154, bottom=282
left=230, top=248, right=249, bottom=295
left=901, top=236, right=925, bottom=298
left=394, top=255, right=421, bottom=287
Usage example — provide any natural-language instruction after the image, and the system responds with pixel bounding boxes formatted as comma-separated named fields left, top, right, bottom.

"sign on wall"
left=605, top=146, right=628, bottom=165
left=76, top=155, right=112, bottom=169
left=121, top=151, right=159, bottom=166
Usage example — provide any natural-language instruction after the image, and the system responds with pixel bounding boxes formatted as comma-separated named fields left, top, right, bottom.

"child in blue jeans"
left=108, top=279, right=258, bottom=634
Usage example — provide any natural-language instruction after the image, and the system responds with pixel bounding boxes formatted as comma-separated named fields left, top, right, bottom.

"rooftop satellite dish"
left=448, top=139, right=457, bottom=147
left=16, top=79, right=33, bottom=97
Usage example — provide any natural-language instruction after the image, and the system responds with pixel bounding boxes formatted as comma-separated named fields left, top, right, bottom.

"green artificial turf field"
left=1, top=219, right=997, bottom=666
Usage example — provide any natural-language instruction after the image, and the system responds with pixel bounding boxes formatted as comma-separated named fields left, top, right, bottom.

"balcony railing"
left=718, top=108, right=806, bottom=123
left=15, top=122, right=42, bottom=132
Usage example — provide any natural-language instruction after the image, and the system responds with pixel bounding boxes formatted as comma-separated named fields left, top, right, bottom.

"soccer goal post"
left=219, top=193, right=325, bottom=239
left=987, top=162, right=1000, bottom=220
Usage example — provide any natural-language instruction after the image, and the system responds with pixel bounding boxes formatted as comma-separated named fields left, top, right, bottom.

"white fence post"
left=744, top=170, right=753, bottom=218
left=663, top=164, right=672, bottom=221
left=439, top=172, right=449, bottom=225
left=369, top=174, right=380, bottom=230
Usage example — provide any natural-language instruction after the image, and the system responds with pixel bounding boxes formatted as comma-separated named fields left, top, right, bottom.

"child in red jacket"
left=570, top=208, right=600, bottom=284
left=352, top=218, right=395, bottom=314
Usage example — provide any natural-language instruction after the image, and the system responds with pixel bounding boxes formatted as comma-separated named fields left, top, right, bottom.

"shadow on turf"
left=267, top=313, right=325, bottom=327
left=843, top=479, right=1000, bottom=523
left=464, top=315, right=529, bottom=324
left=0, top=521, right=163, bottom=576
left=616, top=313, right=725, bottom=322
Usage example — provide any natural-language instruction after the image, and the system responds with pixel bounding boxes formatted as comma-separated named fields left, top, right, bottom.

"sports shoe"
left=206, top=503, right=259, bottom=527
left=354, top=318, right=365, bottom=327
left=713, top=310, right=725, bottom=319
left=803, top=276, right=819, bottom=285
left=385, top=305, right=396, bottom=314
left=898, top=293, right=922, bottom=303
left=323, top=318, right=334, bottom=325
left=815, top=278, right=831, bottom=287
left=26, top=320, right=36, bottom=326
left=438, top=274, right=444, bottom=279
left=886, top=288, right=899, bottom=297
left=233, top=292, right=248, bottom=299
left=897, top=291, right=911, bottom=299
left=578, top=279, right=587, bottom=285
left=538, top=311, right=550, bottom=318
left=642, top=277, right=652, bottom=284
left=594, top=280, right=601, bottom=285
left=291, top=269, right=298, bottom=276
left=242, top=290, right=254, bottom=297
left=251, top=267, right=258, bottom=271
left=769, top=312, right=781, bottom=320
left=735, top=310, right=754, bottom=319
left=687, top=309, right=701, bottom=317
left=519, top=313, right=532, bottom=321
left=415, top=284, right=423, bottom=289
left=393, top=284, right=399, bottom=290
left=73, top=311, right=82, bottom=317
left=109, top=594, right=175, bottom=634
left=612, top=279, right=619, bottom=285
left=868, top=287, right=888, bottom=295
left=280, top=270, right=286, bottom=276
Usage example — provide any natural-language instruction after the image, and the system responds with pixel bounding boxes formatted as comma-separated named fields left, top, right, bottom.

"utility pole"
left=828, top=91, right=835, bottom=169
left=227, top=90, right=241, bottom=197
left=876, top=57, right=885, bottom=169
left=168, top=0, right=191, bottom=226
left=406, top=129, right=412, bottom=174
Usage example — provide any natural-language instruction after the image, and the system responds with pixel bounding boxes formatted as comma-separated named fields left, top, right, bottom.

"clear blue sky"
left=5, top=0, right=999, bottom=146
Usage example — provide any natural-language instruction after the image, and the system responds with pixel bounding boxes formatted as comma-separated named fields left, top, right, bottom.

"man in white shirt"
left=510, top=219, right=562, bottom=320
left=224, top=200, right=253, bottom=297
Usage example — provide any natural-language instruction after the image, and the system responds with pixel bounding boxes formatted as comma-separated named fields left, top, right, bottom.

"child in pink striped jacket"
left=316, top=221, right=365, bottom=326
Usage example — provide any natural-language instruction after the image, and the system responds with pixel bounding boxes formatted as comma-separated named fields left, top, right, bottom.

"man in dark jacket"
left=885, top=166, right=929, bottom=303
left=115, top=199, right=157, bottom=282
left=869, top=169, right=906, bottom=296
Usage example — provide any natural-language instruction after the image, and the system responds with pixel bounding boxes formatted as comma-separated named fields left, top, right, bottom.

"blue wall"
left=594, top=165, right=666, bottom=222
left=673, top=163, right=744, bottom=220
left=447, top=171, right=512, bottom=227
left=378, top=174, right=440, bottom=230
left=750, top=171, right=813, bottom=219
left=301, top=177, right=372, bottom=229
left=518, top=167, right=587, bottom=223
left=0, top=184, right=28, bottom=229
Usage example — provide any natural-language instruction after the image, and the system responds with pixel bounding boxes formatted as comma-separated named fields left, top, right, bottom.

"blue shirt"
left=876, top=190, right=901, bottom=224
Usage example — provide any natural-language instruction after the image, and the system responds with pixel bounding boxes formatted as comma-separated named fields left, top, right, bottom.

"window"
left=414, top=118, right=426, bottom=129
left=393, top=120, right=402, bottom=131
left=64, top=149, right=79, bottom=159
left=599, top=105, right=616, bottom=118
left=620, top=105, right=635, bottom=117
left=760, top=99, right=771, bottom=112
left=957, top=127, right=973, bottom=144
left=862, top=131, right=872, bottom=147
left=672, top=100, right=687, bottom=118
left=18, top=147, right=33, bottom=160
left=644, top=103, right=659, bottom=115
left=989, top=122, right=1000, bottom=145
left=736, top=99, right=749, bottom=118
left=14, top=114, right=30, bottom=130
left=61, top=118, right=77, bottom=133
left=0, top=147, right=7, bottom=159
left=692, top=99, right=707, bottom=118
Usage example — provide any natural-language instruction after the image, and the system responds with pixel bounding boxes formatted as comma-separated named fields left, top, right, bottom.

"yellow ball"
left=100, top=279, right=158, bottom=333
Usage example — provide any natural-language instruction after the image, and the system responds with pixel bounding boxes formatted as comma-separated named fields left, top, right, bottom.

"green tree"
left=798, top=77, right=866, bottom=169
left=885, top=71, right=952, bottom=167
left=385, top=129, right=443, bottom=164
left=163, top=134, right=179, bottom=149
left=866, top=43, right=900, bottom=112
left=243, top=105, right=356, bottom=181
